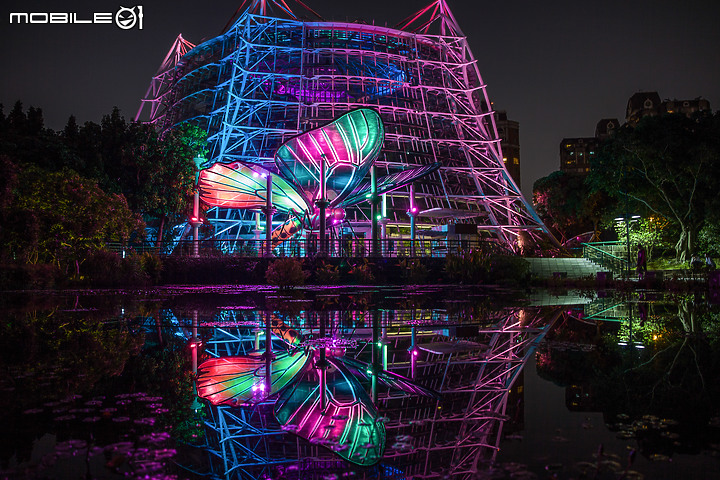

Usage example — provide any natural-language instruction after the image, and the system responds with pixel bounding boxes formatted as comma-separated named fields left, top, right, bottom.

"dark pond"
left=1, top=286, right=720, bottom=479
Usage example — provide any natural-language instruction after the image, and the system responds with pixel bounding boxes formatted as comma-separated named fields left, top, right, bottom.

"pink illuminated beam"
left=396, top=0, right=464, bottom=36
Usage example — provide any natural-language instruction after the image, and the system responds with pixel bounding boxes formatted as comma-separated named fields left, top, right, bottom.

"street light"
left=614, top=215, right=640, bottom=278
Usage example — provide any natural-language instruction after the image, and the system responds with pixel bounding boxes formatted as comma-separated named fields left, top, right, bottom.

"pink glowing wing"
left=274, top=358, right=385, bottom=466
left=336, top=356, right=441, bottom=399
left=341, top=162, right=441, bottom=207
left=198, top=161, right=309, bottom=214
left=196, top=349, right=310, bottom=407
left=274, top=108, right=384, bottom=208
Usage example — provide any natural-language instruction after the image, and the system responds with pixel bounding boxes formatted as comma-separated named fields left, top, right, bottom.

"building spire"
left=396, top=0, right=464, bottom=36
left=156, top=34, right=195, bottom=74
left=222, top=0, right=323, bottom=33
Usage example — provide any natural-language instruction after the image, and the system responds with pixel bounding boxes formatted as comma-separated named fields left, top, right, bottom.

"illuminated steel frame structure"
left=136, top=0, right=554, bottom=250
left=196, top=305, right=562, bottom=479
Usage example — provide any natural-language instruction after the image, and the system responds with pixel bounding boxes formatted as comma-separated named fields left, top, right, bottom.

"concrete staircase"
left=524, top=257, right=609, bottom=280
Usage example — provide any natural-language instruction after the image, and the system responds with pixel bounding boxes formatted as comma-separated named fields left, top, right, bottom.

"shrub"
left=349, top=259, right=375, bottom=284
left=265, top=257, right=306, bottom=288
left=84, top=249, right=123, bottom=286
left=314, top=261, right=340, bottom=285
left=140, top=252, right=163, bottom=283
left=444, top=248, right=491, bottom=284
left=120, top=253, right=149, bottom=285
left=399, top=258, right=429, bottom=284
left=489, top=254, right=531, bottom=285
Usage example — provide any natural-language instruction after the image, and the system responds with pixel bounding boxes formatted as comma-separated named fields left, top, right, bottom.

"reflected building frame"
left=196, top=305, right=562, bottom=479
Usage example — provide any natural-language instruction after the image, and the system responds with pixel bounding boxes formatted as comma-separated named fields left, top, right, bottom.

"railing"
left=107, top=238, right=513, bottom=259
left=582, top=242, right=629, bottom=274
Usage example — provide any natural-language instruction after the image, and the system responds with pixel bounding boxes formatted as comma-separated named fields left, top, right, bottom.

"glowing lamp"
left=412, top=350, right=418, bottom=356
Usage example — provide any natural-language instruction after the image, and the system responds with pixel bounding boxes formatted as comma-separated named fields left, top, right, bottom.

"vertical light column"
left=408, top=184, right=417, bottom=256
left=192, top=157, right=204, bottom=258
left=317, top=154, right=328, bottom=255
left=370, top=166, right=379, bottom=256
left=265, top=174, right=273, bottom=257
left=371, top=310, right=380, bottom=403
left=318, top=312, right=328, bottom=411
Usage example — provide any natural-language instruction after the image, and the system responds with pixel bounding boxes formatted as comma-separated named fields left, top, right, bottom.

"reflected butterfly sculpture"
left=196, top=322, right=439, bottom=466
left=197, top=108, right=440, bottom=243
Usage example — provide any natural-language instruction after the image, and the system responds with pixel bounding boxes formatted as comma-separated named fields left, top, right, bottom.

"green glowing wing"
left=274, top=357, right=385, bottom=466
left=275, top=108, right=385, bottom=209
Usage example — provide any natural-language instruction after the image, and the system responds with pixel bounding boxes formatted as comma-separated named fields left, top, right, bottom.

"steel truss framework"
left=197, top=306, right=562, bottom=479
left=136, top=0, right=555, bottom=249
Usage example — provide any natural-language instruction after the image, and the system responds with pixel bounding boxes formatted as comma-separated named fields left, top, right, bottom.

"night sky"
left=2, top=0, right=719, bottom=199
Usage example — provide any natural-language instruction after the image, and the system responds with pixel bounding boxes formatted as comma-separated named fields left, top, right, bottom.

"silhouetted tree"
left=589, top=113, right=720, bottom=262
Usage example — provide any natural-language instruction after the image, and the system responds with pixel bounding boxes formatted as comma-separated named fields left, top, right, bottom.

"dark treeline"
left=0, top=101, right=206, bottom=285
left=533, top=111, right=720, bottom=265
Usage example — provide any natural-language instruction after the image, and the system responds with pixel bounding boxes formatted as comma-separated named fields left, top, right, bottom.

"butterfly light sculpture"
left=196, top=321, right=439, bottom=466
left=197, top=108, right=440, bottom=243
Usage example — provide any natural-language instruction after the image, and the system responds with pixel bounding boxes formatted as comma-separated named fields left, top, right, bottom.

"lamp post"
left=370, top=165, right=379, bottom=256
left=264, top=173, right=274, bottom=257
left=615, top=215, right=640, bottom=278
left=407, top=183, right=418, bottom=256
left=317, top=154, right=328, bottom=256
left=191, top=157, right=205, bottom=258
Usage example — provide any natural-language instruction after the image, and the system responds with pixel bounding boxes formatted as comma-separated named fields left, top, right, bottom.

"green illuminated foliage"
left=4, top=165, right=144, bottom=277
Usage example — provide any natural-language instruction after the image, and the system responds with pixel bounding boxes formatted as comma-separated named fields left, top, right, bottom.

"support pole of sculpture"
left=192, top=190, right=200, bottom=258
left=263, top=310, right=273, bottom=392
left=318, top=312, right=328, bottom=411
left=371, top=310, right=380, bottom=404
left=370, top=166, right=379, bottom=257
left=265, top=174, right=273, bottom=257
left=409, top=184, right=417, bottom=257
left=318, top=154, right=327, bottom=256
left=192, top=157, right=204, bottom=258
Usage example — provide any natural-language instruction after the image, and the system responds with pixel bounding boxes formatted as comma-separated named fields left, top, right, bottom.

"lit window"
left=502, top=157, right=507, bottom=163
left=513, top=158, right=519, bottom=164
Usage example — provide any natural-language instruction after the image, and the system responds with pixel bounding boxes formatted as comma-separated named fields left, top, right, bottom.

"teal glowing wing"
left=196, top=349, right=310, bottom=407
left=275, top=108, right=385, bottom=209
left=274, top=357, right=385, bottom=466
left=198, top=161, right=309, bottom=214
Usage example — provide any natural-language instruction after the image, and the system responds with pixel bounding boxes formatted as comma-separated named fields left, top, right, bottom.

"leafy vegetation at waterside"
left=534, top=112, right=720, bottom=265
left=0, top=102, right=206, bottom=285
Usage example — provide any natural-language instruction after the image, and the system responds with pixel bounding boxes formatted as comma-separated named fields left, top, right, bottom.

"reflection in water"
left=192, top=295, right=562, bottom=479
left=518, top=291, right=720, bottom=479
left=6, top=288, right=720, bottom=479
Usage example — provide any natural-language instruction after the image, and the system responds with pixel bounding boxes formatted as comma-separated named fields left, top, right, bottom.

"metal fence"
left=108, top=238, right=513, bottom=259
left=582, top=241, right=630, bottom=274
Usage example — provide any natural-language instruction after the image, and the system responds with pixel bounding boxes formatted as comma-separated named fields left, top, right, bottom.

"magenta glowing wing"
left=196, top=349, right=310, bottom=407
left=274, top=358, right=386, bottom=466
left=274, top=108, right=384, bottom=209
left=198, top=161, right=309, bottom=214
